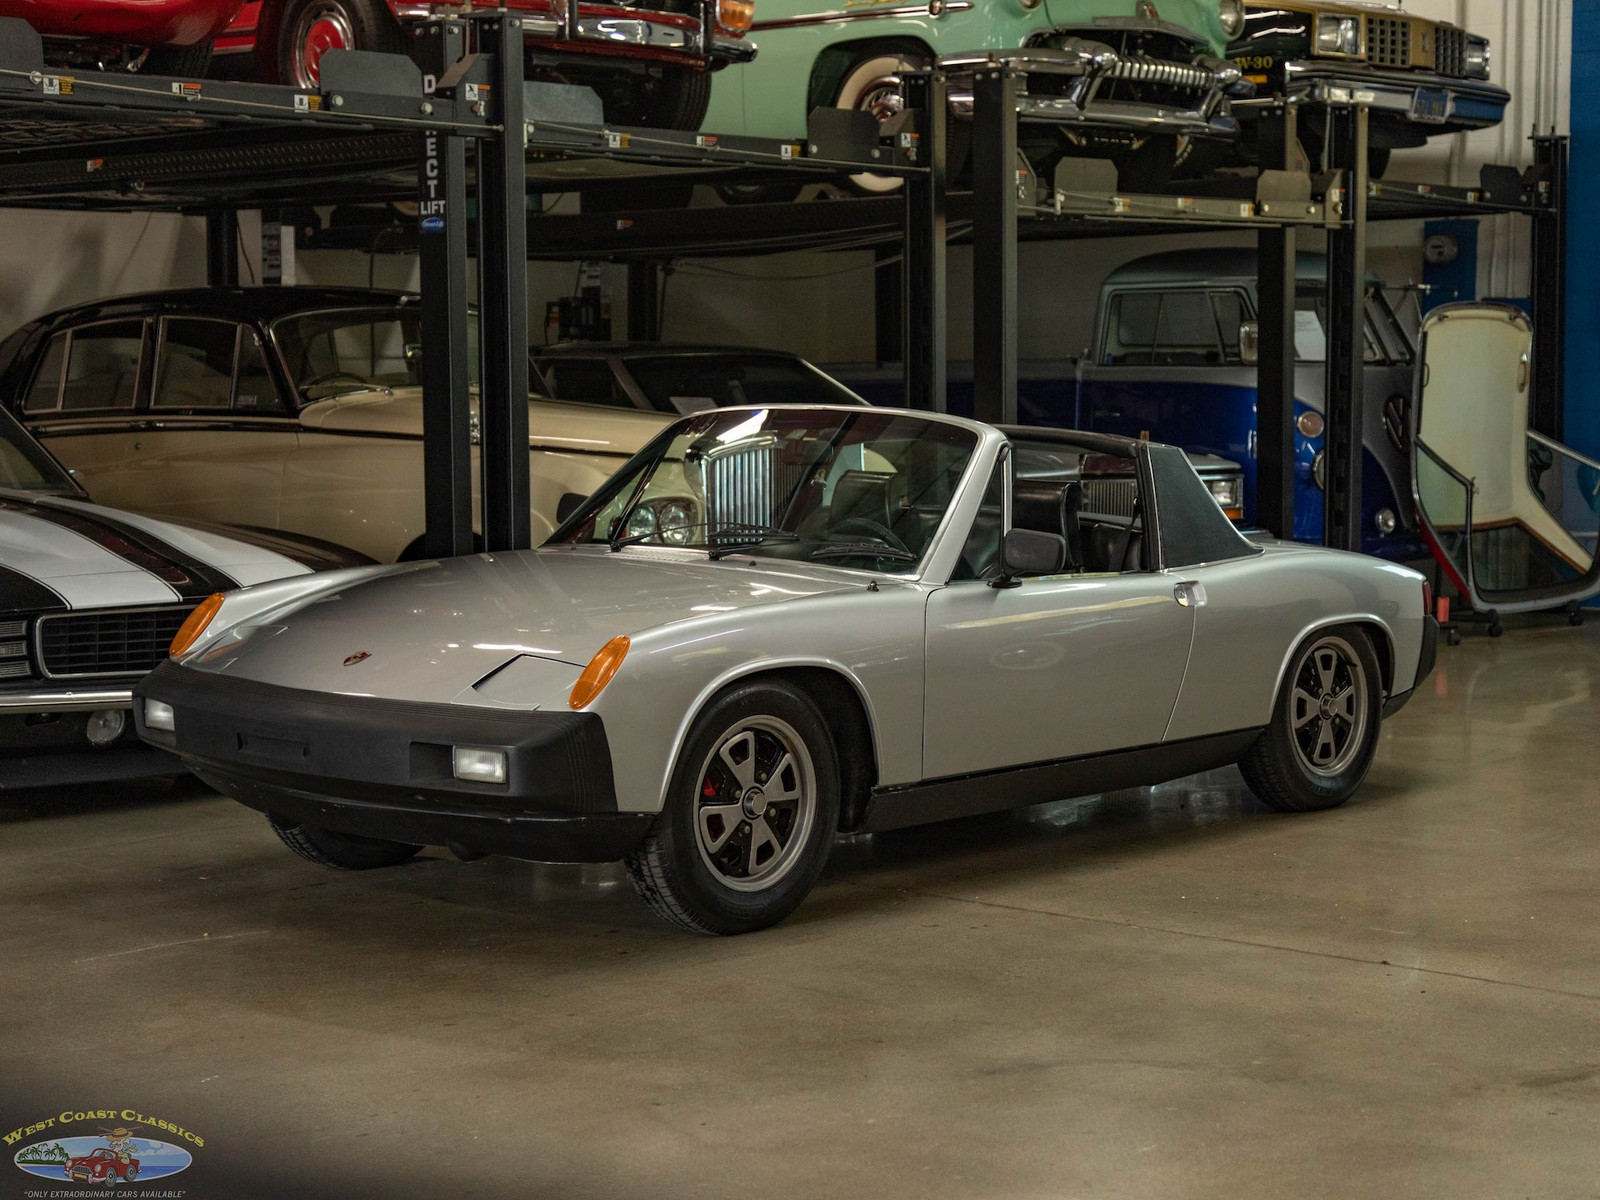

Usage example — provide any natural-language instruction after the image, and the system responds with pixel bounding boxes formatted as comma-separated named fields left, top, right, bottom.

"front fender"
left=585, top=585, right=930, bottom=812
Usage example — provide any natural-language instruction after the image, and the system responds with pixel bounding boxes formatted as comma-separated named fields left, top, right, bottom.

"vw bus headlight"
left=1315, top=15, right=1362, bottom=58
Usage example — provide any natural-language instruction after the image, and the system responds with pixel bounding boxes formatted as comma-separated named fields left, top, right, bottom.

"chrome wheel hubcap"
left=1289, top=635, right=1369, bottom=777
left=694, top=716, right=816, bottom=891
left=294, top=2, right=354, bottom=88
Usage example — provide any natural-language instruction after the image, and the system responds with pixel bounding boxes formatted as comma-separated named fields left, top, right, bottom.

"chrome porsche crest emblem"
left=342, top=652, right=372, bottom=667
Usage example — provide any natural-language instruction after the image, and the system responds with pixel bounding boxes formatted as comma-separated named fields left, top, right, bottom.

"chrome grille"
left=1367, top=17, right=1411, bottom=69
left=35, top=606, right=191, bottom=679
left=0, top=618, right=29, bottom=680
left=1434, top=26, right=1466, bottom=77
left=1103, top=58, right=1214, bottom=92
left=1081, top=478, right=1138, bottom=519
left=704, top=442, right=808, bottom=532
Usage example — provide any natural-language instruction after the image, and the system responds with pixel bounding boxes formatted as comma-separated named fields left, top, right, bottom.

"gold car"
left=0, top=287, right=672, bottom=562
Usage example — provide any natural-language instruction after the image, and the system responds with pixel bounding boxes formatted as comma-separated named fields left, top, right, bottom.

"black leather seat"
left=829, top=470, right=903, bottom=529
left=1011, top=479, right=1084, bottom=573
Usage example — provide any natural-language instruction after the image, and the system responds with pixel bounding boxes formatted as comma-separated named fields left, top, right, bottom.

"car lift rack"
left=0, top=15, right=1565, bottom=561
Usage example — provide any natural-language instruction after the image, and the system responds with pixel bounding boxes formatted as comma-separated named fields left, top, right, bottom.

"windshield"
left=623, top=354, right=867, bottom=414
left=0, top=406, right=76, bottom=493
left=272, top=306, right=481, bottom=401
left=552, top=407, right=979, bottom=571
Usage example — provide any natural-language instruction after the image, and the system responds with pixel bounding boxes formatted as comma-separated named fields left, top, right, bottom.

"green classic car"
left=704, top=0, right=1244, bottom=193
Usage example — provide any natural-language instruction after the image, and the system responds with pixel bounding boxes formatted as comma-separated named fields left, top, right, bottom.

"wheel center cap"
left=741, top=787, right=768, bottom=818
left=1318, top=693, right=1335, bottom=719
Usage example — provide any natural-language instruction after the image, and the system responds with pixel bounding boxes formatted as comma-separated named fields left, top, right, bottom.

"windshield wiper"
left=706, top=525, right=800, bottom=560
left=810, top=543, right=918, bottom=563
left=609, top=521, right=701, bottom=552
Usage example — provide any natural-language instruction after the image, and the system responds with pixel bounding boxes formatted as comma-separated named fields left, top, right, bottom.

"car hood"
left=201, top=548, right=868, bottom=699
left=0, top=489, right=312, bottom=615
left=296, top=387, right=673, bottom=454
left=1050, top=0, right=1228, bottom=53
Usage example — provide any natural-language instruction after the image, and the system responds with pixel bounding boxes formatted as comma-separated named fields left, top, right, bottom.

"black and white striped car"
left=0, top=406, right=368, bottom=787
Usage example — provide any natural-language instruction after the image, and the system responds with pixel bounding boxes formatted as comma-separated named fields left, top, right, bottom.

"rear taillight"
left=1423, top=579, right=1434, bottom=618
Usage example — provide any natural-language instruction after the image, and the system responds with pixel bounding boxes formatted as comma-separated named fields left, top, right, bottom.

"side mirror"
left=556, top=492, right=588, bottom=524
left=1239, top=321, right=1260, bottom=365
left=993, top=527, right=1065, bottom=588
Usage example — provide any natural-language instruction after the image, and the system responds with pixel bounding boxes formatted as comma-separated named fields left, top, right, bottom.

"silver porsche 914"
left=135, top=406, right=1438, bottom=934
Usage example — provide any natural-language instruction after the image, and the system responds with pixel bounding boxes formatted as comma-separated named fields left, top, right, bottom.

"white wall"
left=0, top=211, right=206, bottom=339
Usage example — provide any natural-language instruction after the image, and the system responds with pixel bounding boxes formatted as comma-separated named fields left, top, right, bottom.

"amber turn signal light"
left=169, top=593, right=225, bottom=658
left=569, top=636, right=630, bottom=709
left=717, top=0, right=754, bottom=34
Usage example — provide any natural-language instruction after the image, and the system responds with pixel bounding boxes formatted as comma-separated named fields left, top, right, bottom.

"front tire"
left=275, top=0, right=410, bottom=89
left=267, top=813, right=421, bottom=869
left=1239, top=626, right=1383, bottom=813
left=625, top=681, right=840, bottom=934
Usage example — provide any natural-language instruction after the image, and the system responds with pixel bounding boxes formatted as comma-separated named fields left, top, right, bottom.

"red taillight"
left=1422, top=579, right=1434, bottom=618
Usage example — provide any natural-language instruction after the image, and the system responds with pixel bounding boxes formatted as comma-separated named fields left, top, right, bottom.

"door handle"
left=1173, top=581, right=1207, bottom=608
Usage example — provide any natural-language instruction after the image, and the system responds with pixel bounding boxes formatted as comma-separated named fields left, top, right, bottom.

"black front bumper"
left=135, top=662, right=650, bottom=863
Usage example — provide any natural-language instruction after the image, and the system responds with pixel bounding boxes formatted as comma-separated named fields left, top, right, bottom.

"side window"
left=23, top=332, right=68, bottom=413
left=153, top=318, right=239, bottom=410
left=951, top=464, right=1003, bottom=582
left=1211, top=291, right=1248, bottom=363
left=1152, top=292, right=1222, bottom=365
left=542, top=360, right=633, bottom=409
left=1104, top=292, right=1161, bottom=364
left=61, top=320, right=144, bottom=411
left=233, top=328, right=277, bottom=412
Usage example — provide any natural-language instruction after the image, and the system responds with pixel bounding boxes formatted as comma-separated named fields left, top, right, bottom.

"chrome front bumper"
left=0, top=686, right=131, bottom=714
left=1279, top=62, right=1510, bottom=131
left=941, top=44, right=1239, bottom=140
left=491, top=8, right=756, bottom=65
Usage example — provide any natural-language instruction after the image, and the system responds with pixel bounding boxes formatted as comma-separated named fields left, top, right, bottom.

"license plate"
left=1410, top=88, right=1450, bottom=124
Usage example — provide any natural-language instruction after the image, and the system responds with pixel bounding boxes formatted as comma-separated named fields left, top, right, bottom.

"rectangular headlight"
left=144, top=699, right=175, bottom=732
left=1208, top=477, right=1243, bottom=510
left=1315, top=14, right=1362, bottom=58
left=1465, top=36, right=1491, bottom=80
left=452, top=746, right=507, bottom=785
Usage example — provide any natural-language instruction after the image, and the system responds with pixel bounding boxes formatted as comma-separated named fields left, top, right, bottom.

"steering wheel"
left=301, top=371, right=371, bottom=393
left=829, top=516, right=911, bottom=554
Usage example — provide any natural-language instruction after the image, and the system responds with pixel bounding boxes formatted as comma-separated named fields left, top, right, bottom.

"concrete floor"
left=3, top=621, right=1600, bottom=1199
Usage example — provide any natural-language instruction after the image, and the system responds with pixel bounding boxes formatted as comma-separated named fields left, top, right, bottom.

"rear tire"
left=625, top=680, right=840, bottom=934
left=268, top=813, right=421, bottom=869
left=602, top=65, right=712, bottom=131
left=1239, top=625, right=1382, bottom=813
left=833, top=52, right=928, bottom=195
left=139, top=40, right=214, bottom=77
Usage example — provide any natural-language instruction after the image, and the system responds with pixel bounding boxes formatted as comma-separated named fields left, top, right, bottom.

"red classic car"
left=65, top=1148, right=140, bottom=1185
left=216, top=0, right=755, bottom=129
left=0, top=0, right=242, bottom=75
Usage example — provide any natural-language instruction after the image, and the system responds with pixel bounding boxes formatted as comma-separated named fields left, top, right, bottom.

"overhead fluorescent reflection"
left=717, top=410, right=768, bottom=443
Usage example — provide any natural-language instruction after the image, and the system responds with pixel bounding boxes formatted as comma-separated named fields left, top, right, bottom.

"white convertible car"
left=135, top=406, right=1437, bottom=933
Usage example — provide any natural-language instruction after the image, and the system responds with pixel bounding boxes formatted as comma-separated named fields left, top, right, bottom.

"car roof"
left=1102, top=249, right=1382, bottom=288
left=19, top=286, right=416, bottom=331
left=535, top=342, right=810, bottom=359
